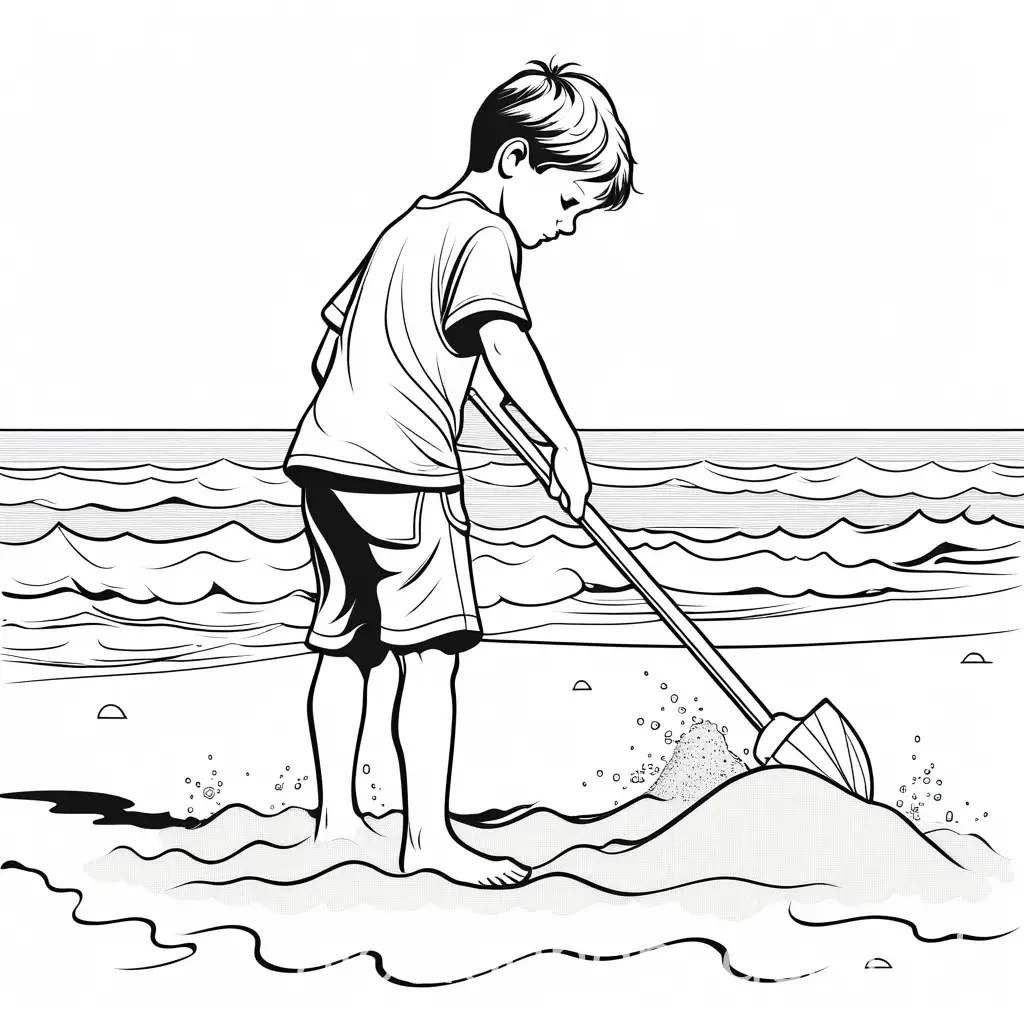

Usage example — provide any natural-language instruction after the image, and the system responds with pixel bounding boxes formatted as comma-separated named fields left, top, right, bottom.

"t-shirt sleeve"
left=443, top=227, right=531, bottom=336
left=321, top=256, right=368, bottom=331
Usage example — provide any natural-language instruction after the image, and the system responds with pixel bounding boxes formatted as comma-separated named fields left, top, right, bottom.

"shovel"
left=468, top=388, right=874, bottom=800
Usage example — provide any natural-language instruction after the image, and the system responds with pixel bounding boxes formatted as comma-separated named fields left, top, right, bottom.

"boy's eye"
left=560, top=197, right=580, bottom=210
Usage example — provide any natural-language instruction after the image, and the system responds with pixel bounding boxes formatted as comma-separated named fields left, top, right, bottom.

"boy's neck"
left=447, top=171, right=503, bottom=217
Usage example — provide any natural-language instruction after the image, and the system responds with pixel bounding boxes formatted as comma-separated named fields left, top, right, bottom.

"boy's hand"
left=549, top=442, right=591, bottom=520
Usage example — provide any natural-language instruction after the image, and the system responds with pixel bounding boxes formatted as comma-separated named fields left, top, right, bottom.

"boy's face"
left=501, top=164, right=604, bottom=249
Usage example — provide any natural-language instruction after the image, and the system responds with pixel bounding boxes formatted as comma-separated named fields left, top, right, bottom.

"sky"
left=1, top=0, right=1021, bottom=429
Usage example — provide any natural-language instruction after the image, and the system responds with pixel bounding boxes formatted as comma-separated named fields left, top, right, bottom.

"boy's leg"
left=394, top=649, right=529, bottom=886
left=301, top=483, right=394, bottom=846
left=308, top=651, right=383, bottom=844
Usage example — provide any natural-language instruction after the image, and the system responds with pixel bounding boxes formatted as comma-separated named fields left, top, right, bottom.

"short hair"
left=467, top=59, right=637, bottom=211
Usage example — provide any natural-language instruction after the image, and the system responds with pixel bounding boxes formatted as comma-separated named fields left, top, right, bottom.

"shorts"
left=300, top=478, right=482, bottom=669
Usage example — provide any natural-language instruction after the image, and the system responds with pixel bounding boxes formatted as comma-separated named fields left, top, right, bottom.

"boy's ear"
left=496, top=138, right=530, bottom=179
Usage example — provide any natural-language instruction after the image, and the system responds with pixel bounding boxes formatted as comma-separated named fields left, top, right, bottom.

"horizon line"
left=1, top=427, right=1022, bottom=434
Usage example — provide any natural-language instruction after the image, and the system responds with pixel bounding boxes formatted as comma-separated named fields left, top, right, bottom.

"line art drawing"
left=1, top=21, right=1018, bottom=1012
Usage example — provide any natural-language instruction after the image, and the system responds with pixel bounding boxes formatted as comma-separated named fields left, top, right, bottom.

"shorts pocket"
left=339, top=490, right=424, bottom=547
left=441, top=489, right=470, bottom=534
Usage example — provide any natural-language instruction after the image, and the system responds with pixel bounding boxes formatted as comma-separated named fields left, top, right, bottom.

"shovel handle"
left=467, top=388, right=773, bottom=731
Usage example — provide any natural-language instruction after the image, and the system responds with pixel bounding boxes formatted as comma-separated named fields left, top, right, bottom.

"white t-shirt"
left=284, top=192, right=530, bottom=489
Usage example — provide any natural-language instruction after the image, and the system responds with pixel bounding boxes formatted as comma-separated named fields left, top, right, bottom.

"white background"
left=1, top=1, right=1022, bottom=1019
left=2, top=0, right=1022, bottom=429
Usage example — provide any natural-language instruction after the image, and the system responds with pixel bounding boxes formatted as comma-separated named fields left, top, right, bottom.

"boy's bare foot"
left=402, top=830, right=531, bottom=886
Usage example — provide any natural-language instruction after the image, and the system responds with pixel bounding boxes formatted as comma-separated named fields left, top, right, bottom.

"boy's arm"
left=476, top=318, right=591, bottom=519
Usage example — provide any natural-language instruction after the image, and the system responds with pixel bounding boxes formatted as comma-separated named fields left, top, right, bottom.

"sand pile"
left=647, top=720, right=748, bottom=803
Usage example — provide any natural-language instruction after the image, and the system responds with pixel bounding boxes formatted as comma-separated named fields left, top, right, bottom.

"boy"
left=283, top=59, right=635, bottom=887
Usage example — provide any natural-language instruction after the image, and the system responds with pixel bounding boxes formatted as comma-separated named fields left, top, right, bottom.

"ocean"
left=2, top=421, right=1022, bottom=683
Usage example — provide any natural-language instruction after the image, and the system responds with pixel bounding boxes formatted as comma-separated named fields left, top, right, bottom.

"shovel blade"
left=756, top=699, right=874, bottom=800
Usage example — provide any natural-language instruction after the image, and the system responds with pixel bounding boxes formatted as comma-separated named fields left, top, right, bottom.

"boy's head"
left=467, top=59, right=636, bottom=249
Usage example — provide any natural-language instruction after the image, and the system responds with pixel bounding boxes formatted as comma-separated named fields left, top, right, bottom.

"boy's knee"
left=411, top=648, right=458, bottom=669
left=314, top=651, right=373, bottom=685
left=314, top=644, right=383, bottom=680
left=400, top=647, right=458, bottom=674
left=393, top=630, right=480, bottom=661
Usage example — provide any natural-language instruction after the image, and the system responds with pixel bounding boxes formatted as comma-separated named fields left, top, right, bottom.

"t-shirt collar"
left=416, top=190, right=493, bottom=214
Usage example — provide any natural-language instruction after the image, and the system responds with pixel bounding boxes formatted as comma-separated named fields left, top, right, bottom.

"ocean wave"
left=2, top=496, right=298, bottom=512
left=1, top=488, right=1018, bottom=684
left=0, top=457, right=287, bottom=477
left=1, top=502, right=304, bottom=545
left=3, top=513, right=1017, bottom=614
left=1, top=588, right=311, bottom=679
left=2, top=591, right=313, bottom=634
left=465, top=457, right=1024, bottom=500
left=471, top=510, right=1020, bottom=610
left=469, top=505, right=1024, bottom=549
left=470, top=544, right=1010, bottom=612
left=2, top=525, right=313, bottom=606
left=4, top=457, right=1024, bottom=511
left=1, top=508, right=1018, bottom=677
left=1, top=519, right=305, bottom=548
left=0, top=462, right=297, bottom=510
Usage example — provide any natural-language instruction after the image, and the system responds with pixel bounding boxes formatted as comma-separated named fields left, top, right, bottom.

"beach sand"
left=1, top=629, right=1019, bottom=847
left=0, top=630, right=1019, bottom=997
